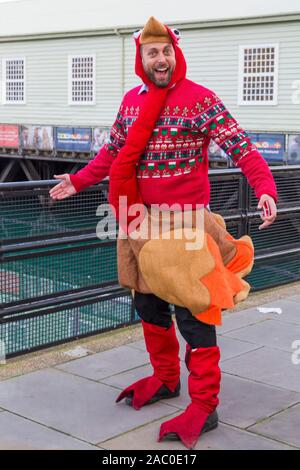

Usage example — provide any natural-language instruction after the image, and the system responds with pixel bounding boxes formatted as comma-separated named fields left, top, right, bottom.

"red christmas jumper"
left=69, top=83, right=278, bottom=206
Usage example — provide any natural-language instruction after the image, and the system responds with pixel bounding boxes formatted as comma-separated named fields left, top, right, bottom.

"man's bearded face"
left=141, top=42, right=176, bottom=88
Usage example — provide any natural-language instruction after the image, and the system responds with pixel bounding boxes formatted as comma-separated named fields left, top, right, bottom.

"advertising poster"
left=91, top=127, right=110, bottom=153
left=55, top=127, right=92, bottom=152
left=287, top=134, right=300, bottom=163
left=248, top=132, right=285, bottom=164
left=0, top=124, right=19, bottom=148
left=21, top=125, right=54, bottom=151
left=208, top=140, right=229, bottom=163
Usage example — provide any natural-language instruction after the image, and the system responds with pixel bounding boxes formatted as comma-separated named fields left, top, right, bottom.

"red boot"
left=116, top=320, right=180, bottom=410
left=158, top=345, right=221, bottom=449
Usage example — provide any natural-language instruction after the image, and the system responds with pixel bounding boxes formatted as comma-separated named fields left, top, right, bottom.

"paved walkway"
left=0, top=294, right=300, bottom=450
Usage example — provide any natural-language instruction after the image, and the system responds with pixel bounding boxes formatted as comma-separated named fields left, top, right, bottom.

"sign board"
left=55, top=127, right=91, bottom=152
left=0, top=124, right=19, bottom=148
left=21, top=125, right=54, bottom=151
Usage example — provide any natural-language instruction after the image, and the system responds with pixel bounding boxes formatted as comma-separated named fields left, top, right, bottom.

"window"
left=238, top=44, right=278, bottom=105
left=68, top=55, right=95, bottom=105
left=2, top=58, right=26, bottom=104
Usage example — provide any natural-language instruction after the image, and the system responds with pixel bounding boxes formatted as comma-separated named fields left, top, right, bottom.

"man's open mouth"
left=154, top=68, right=169, bottom=78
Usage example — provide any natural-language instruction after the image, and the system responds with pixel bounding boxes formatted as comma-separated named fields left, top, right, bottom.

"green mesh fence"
left=0, top=294, right=136, bottom=356
left=0, top=184, right=111, bottom=242
left=0, top=181, right=132, bottom=357
left=1, top=169, right=300, bottom=358
left=248, top=212, right=300, bottom=253
left=1, top=241, right=118, bottom=305
left=246, top=252, right=300, bottom=291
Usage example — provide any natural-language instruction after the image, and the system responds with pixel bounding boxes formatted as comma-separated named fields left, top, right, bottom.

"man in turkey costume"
left=63, top=17, right=278, bottom=449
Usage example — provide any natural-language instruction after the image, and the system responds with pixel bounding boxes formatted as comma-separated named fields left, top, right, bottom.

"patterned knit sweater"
left=69, top=79, right=278, bottom=207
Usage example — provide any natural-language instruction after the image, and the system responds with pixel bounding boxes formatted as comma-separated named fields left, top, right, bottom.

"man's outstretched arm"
left=49, top=103, right=126, bottom=200
left=194, top=90, right=278, bottom=229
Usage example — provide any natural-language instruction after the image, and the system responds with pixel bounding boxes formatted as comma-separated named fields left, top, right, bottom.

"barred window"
left=2, top=58, right=25, bottom=104
left=68, top=55, right=95, bottom=105
left=238, top=45, right=278, bottom=105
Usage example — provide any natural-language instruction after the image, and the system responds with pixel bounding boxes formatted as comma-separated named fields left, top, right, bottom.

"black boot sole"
left=125, top=382, right=181, bottom=407
left=163, top=410, right=219, bottom=441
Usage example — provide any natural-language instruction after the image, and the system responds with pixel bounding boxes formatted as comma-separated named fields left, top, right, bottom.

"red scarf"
left=108, top=26, right=187, bottom=233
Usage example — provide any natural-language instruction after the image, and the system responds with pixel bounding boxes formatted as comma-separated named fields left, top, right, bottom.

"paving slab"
left=0, top=368, right=177, bottom=444
left=127, top=340, right=146, bottom=352
left=218, top=373, right=300, bottom=429
left=101, top=364, right=154, bottom=389
left=0, top=411, right=99, bottom=450
left=222, top=347, right=300, bottom=393
left=255, top=299, right=300, bottom=325
left=218, top=296, right=300, bottom=333
left=285, top=294, right=300, bottom=304
left=248, top=403, right=300, bottom=448
left=217, top=308, right=274, bottom=334
left=101, top=355, right=300, bottom=430
left=101, top=414, right=294, bottom=450
left=217, top=336, right=262, bottom=362
left=55, top=345, right=149, bottom=381
left=1, top=291, right=299, bottom=451
left=224, top=319, right=300, bottom=353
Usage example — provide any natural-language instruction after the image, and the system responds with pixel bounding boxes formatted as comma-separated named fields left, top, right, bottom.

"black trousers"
left=134, top=291, right=217, bottom=349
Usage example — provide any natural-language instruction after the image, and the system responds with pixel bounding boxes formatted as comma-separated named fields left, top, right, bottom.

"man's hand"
left=49, top=174, right=77, bottom=200
left=257, top=194, right=277, bottom=230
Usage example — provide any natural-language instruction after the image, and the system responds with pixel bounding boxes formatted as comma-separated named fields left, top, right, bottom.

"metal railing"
left=246, top=165, right=300, bottom=290
left=1, top=166, right=299, bottom=357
